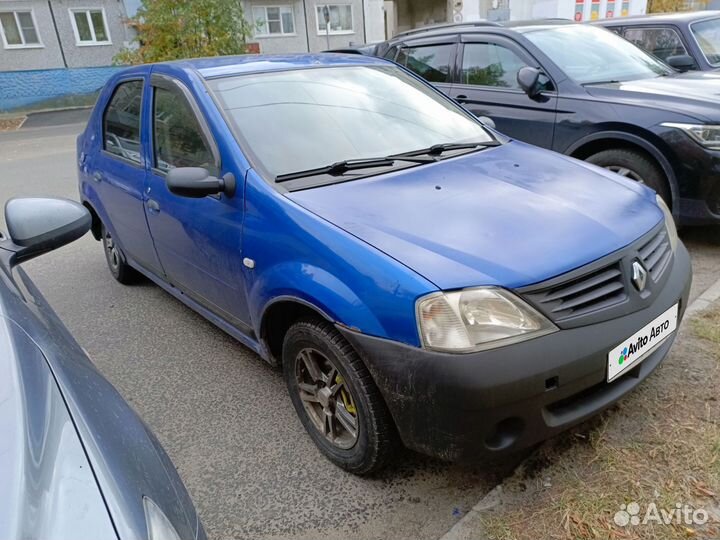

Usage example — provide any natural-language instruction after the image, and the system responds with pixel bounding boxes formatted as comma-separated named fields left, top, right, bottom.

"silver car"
left=0, top=197, right=205, bottom=540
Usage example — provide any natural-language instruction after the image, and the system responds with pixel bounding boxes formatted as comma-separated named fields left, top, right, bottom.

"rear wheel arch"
left=565, top=132, right=679, bottom=213
left=82, top=201, right=102, bottom=241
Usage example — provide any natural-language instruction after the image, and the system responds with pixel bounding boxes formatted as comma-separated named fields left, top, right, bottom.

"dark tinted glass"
left=623, top=27, right=688, bottom=62
left=103, top=80, right=143, bottom=164
left=153, top=87, right=214, bottom=173
left=396, top=44, right=453, bottom=83
left=461, top=43, right=527, bottom=88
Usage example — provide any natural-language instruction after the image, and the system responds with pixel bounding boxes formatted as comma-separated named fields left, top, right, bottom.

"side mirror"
left=517, top=66, right=542, bottom=98
left=166, top=167, right=236, bottom=199
left=476, top=116, right=496, bottom=129
left=2, top=198, right=91, bottom=266
left=666, top=54, right=696, bottom=72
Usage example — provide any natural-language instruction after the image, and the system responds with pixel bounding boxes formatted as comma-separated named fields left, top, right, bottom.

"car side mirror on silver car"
left=1, top=198, right=91, bottom=266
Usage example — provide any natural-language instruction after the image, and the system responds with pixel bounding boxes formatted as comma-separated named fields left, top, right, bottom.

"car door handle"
left=147, top=199, right=160, bottom=213
left=92, top=172, right=103, bottom=183
left=455, top=94, right=468, bottom=101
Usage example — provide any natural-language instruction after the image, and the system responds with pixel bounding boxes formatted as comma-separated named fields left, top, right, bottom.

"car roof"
left=387, top=18, right=575, bottom=42
left=157, top=53, right=390, bottom=79
left=594, top=10, right=720, bottom=25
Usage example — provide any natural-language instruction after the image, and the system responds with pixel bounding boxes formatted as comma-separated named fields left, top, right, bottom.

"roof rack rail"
left=392, top=20, right=501, bottom=39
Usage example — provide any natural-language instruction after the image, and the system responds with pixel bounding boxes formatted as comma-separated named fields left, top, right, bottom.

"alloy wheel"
left=606, top=165, right=645, bottom=183
left=104, top=230, right=121, bottom=272
left=294, top=347, right=359, bottom=449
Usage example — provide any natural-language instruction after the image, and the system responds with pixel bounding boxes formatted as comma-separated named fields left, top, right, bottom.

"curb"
left=437, top=274, right=720, bottom=540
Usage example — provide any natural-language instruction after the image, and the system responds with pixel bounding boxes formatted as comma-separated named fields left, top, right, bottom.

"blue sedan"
left=78, top=53, right=692, bottom=474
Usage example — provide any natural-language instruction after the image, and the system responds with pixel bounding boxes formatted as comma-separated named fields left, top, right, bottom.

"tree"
left=115, top=0, right=254, bottom=64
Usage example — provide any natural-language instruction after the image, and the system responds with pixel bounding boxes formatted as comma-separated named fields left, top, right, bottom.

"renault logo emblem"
left=632, top=261, right=648, bottom=292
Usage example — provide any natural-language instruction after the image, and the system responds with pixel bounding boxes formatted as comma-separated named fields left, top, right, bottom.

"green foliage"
left=647, top=0, right=708, bottom=13
left=115, top=0, right=254, bottom=65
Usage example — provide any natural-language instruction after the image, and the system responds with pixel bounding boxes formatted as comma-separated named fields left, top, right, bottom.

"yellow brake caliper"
left=335, top=375, right=356, bottom=415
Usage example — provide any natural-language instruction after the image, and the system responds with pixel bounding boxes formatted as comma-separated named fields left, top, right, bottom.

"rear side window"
left=623, top=27, right=688, bottom=62
left=103, top=80, right=143, bottom=165
left=396, top=44, right=453, bottom=83
left=152, top=87, right=215, bottom=174
left=460, top=43, right=527, bottom=89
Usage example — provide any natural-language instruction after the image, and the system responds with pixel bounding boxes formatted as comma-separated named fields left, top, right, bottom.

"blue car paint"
left=289, top=141, right=663, bottom=290
left=78, top=54, right=664, bottom=355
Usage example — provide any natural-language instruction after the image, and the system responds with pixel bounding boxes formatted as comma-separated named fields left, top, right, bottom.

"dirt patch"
left=473, top=303, right=720, bottom=540
left=0, top=117, right=25, bottom=131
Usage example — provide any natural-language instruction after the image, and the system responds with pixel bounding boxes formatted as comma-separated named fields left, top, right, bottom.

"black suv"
left=594, top=11, right=720, bottom=72
left=351, top=20, right=720, bottom=225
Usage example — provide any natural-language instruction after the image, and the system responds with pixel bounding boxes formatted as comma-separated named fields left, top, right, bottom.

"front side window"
left=0, top=11, right=40, bottom=48
left=70, top=8, right=110, bottom=45
left=153, top=87, right=215, bottom=174
left=252, top=5, right=295, bottom=36
left=523, top=24, right=671, bottom=84
left=691, top=18, right=720, bottom=66
left=461, top=43, right=527, bottom=88
left=103, top=80, right=144, bottom=165
left=316, top=4, right=353, bottom=34
left=623, top=27, right=688, bottom=63
left=208, top=65, right=493, bottom=182
left=396, top=44, right=453, bottom=83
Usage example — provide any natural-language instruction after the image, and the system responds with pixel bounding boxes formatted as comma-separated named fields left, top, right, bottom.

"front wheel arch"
left=565, top=132, right=679, bottom=217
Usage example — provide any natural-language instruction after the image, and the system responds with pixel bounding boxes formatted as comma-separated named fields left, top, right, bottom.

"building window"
left=252, top=6, right=295, bottom=36
left=69, top=8, right=111, bottom=46
left=316, top=4, right=353, bottom=35
left=0, top=10, right=42, bottom=49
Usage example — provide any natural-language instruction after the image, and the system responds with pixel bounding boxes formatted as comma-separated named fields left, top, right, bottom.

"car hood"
left=288, top=141, right=663, bottom=291
left=585, top=71, right=720, bottom=121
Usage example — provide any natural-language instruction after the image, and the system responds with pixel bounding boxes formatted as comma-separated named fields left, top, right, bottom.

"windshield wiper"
left=389, top=140, right=501, bottom=159
left=275, top=156, right=433, bottom=183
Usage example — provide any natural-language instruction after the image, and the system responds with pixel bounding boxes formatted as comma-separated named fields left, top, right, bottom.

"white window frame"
left=69, top=7, right=112, bottom=46
left=0, top=10, right=43, bottom=49
left=252, top=5, right=296, bottom=37
left=315, top=4, right=354, bottom=36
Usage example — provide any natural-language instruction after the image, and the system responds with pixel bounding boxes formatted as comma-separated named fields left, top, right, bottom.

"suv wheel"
left=586, top=148, right=670, bottom=204
left=101, top=224, right=139, bottom=284
left=283, top=318, right=397, bottom=475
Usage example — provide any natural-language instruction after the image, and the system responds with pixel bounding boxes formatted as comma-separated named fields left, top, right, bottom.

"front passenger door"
left=143, top=74, right=251, bottom=330
left=449, top=36, right=557, bottom=148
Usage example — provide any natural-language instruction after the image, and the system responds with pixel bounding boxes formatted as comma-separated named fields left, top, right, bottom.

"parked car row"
left=5, top=16, right=704, bottom=538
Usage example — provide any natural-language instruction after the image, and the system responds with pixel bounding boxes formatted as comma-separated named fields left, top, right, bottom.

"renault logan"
left=78, top=54, right=692, bottom=474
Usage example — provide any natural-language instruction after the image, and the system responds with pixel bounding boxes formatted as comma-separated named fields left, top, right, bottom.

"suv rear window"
left=396, top=44, right=453, bottom=83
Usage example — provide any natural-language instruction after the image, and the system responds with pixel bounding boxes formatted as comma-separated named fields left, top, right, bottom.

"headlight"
left=655, top=194, right=679, bottom=252
left=416, top=287, right=557, bottom=353
left=144, top=497, right=182, bottom=540
left=661, top=122, right=720, bottom=150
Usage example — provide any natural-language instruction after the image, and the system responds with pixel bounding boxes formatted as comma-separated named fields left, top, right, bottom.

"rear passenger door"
left=91, top=77, right=163, bottom=274
left=449, top=35, right=557, bottom=148
left=388, top=36, right=458, bottom=96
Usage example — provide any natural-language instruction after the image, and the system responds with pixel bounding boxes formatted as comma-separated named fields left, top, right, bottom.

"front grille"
left=523, top=262, right=627, bottom=323
left=519, top=223, right=673, bottom=328
left=638, top=227, right=671, bottom=281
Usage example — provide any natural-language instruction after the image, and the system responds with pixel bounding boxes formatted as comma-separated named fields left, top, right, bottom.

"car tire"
left=586, top=148, right=670, bottom=204
left=101, top=223, right=139, bottom=284
left=283, top=318, right=398, bottom=475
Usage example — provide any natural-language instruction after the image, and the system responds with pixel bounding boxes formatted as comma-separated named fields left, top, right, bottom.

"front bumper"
left=339, top=242, right=692, bottom=462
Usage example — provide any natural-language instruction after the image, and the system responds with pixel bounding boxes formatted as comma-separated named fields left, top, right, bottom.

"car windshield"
left=208, top=65, right=493, bottom=181
left=691, top=18, right=720, bottom=66
left=523, top=24, right=672, bottom=84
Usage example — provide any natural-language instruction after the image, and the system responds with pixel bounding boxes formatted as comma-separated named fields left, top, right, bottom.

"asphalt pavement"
left=1, top=117, right=719, bottom=540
